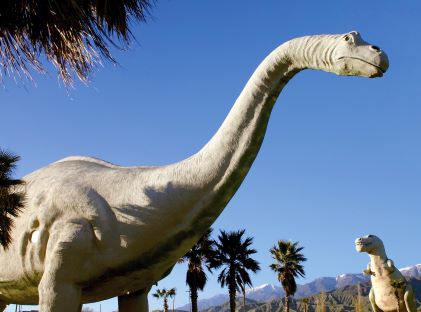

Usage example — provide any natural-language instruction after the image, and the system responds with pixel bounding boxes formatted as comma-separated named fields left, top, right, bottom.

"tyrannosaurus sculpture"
left=355, top=235, right=417, bottom=312
left=0, top=32, right=388, bottom=312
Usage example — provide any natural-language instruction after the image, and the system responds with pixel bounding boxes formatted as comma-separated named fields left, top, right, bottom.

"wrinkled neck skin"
left=157, top=35, right=339, bottom=229
left=191, top=35, right=340, bottom=184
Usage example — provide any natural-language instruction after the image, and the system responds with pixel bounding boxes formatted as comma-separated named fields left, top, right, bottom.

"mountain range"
left=199, top=278, right=421, bottom=312
left=177, top=264, right=421, bottom=311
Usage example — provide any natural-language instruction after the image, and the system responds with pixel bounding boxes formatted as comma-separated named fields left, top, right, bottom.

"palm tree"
left=152, top=288, right=170, bottom=312
left=167, top=287, right=176, bottom=312
left=178, top=229, right=215, bottom=312
left=211, top=229, right=261, bottom=312
left=0, top=150, right=25, bottom=248
left=269, top=240, right=306, bottom=312
left=0, top=0, right=153, bottom=84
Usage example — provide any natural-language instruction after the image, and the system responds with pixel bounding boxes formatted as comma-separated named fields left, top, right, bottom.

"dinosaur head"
left=331, top=31, right=389, bottom=78
left=355, top=234, right=384, bottom=254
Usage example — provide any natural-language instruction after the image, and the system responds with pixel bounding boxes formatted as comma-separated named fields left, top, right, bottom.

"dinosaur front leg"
left=404, top=285, right=417, bottom=312
left=369, top=288, right=382, bottom=312
left=363, top=263, right=375, bottom=276
left=384, top=259, right=396, bottom=274
left=39, top=278, right=81, bottom=312
left=39, top=220, right=94, bottom=312
left=118, top=289, right=149, bottom=312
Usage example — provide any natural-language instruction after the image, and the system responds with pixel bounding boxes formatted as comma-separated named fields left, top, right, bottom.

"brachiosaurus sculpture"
left=0, top=32, right=388, bottom=312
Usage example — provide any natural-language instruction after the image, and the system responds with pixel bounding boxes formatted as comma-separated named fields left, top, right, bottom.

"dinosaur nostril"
left=370, top=45, right=381, bottom=52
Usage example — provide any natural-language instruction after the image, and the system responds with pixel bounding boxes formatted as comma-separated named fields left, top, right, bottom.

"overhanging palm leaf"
left=0, top=0, right=153, bottom=84
left=0, top=150, right=25, bottom=248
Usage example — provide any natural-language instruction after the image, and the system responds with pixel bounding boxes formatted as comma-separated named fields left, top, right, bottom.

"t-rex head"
left=355, top=234, right=384, bottom=254
left=331, top=31, right=389, bottom=78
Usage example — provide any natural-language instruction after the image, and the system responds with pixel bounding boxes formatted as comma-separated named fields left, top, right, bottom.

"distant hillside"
left=198, top=278, right=421, bottom=312
left=177, top=264, right=421, bottom=311
left=177, top=274, right=369, bottom=311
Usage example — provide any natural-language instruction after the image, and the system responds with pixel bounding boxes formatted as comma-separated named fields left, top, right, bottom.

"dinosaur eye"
left=344, top=35, right=351, bottom=42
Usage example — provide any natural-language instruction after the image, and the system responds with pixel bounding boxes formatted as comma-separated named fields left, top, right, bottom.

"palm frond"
left=0, top=149, right=25, bottom=249
left=212, top=229, right=260, bottom=297
left=181, top=228, right=215, bottom=295
left=269, top=240, right=307, bottom=297
left=0, top=0, right=153, bottom=85
left=167, top=287, right=176, bottom=298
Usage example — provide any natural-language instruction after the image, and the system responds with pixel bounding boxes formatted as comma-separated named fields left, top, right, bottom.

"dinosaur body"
left=0, top=32, right=388, bottom=312
left=355, top=235, right=417, bottom=312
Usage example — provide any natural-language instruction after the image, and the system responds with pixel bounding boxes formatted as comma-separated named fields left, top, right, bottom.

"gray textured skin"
left=0, top=32, right=388, bottom=312
left=355, top=235, right=417, bottom=312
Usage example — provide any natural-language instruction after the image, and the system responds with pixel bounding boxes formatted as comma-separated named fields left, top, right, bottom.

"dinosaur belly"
left=372, top=277, right=400, bottom=312
left=0, top=275, right=40, bottom=305
left=80, top=227, right=198, bottom=303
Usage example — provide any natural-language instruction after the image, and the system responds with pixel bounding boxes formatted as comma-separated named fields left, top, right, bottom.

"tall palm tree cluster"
left=0, top=150, right=25, bottom=248
left=156, top=230, right=306, bottom=312
left=0, top=0, right=153, bottom=84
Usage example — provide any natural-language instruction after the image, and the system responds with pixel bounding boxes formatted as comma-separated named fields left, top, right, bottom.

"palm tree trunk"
left=229, top=280, right=237, bottom=312
left=243, top=291, right=246, bottom=312
left=285, top=294, right=289, bottom=312
left=164, top=298, right=169, bottom=312
left=190, top=286, right=198, bottom=312
left=229, top=290, right=236, bottom=312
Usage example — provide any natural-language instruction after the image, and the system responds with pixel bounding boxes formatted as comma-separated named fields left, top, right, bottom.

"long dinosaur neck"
left=148, top=36, right=337, bottom=233
left=177, top=36, right=332, bottom=194
left=191, top=44, right=295, bottom=189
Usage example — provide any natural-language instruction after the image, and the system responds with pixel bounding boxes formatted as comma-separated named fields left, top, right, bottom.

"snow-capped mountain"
left=179, top=294, right=229, bottom=311
left=335, top=273, right=369, bottom=289
left=246, top=284, right=282, bottom=302
left=177, top=264, right=421, bottom=311
left=400, top=264, right=421, bottom=279
left=294, top=277, right=337, bottom=298
left=245, top=273, right=371, bottom=301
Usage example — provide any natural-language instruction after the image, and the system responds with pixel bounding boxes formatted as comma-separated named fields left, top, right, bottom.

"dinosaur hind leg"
left=39, top=219, right=94, bottom=312
left=369, top=287, right=382, bottom=312
left=118, top=289, right=149, bottom=312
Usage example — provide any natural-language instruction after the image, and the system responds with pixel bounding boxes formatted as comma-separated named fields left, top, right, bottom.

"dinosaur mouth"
left=337, top=56, right=386, bottom=76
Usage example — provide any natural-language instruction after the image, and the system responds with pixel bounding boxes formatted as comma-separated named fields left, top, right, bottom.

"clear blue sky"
left=2, top=1, right=421, bottom=311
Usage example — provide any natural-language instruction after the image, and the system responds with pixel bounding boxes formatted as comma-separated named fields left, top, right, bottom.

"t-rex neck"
left=369, top=246, right=388, bottom=267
